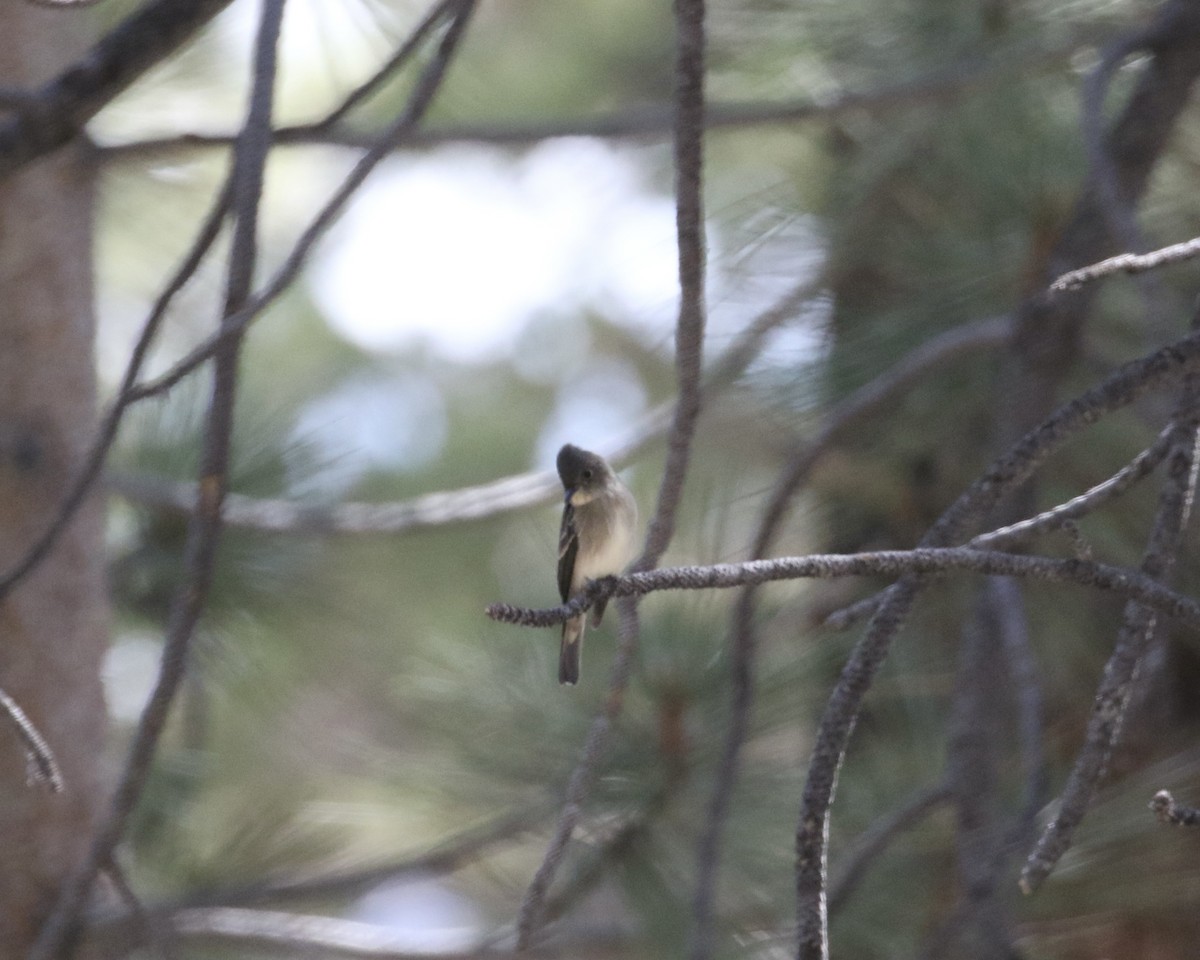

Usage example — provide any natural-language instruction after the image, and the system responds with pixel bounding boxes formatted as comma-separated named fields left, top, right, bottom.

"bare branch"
left=515, top=2, right=708, bottom=948
left=97, top=35, right=1082, bottom=162
left=487, top=548, right=1200, bottom=631
left=1020, top=368, right=1200, bottom=894
left=512, top=597, right=642, bottom=950
left=971, top=426, right=1174, bottom=550
left=1051, top=235, right=1200, bottom=292
left=0, top=0, right=480, bottom=609
left=637, top=1, right=706, bottom=571
left=0, top=0, right=236, bottom=179
left=30, top=1, right=287, bottom=953
left=0, top=685, right=62, bottom=793
left=1078, top=16, right=1172, bottom=323
left=316, top=0, right=463, bottom=130
left=1150, top=789, right=1200, bottom=826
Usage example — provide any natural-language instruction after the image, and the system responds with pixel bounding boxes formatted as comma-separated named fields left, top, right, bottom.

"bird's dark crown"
left=557, top=444, right=610, bottom=491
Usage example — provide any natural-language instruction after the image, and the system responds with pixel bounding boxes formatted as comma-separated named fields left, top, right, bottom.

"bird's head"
left=556, top=444, right=613, bottom=506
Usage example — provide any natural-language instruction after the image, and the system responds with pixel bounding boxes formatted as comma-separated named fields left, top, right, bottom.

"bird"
left=555, top=444, right=638, bottom=685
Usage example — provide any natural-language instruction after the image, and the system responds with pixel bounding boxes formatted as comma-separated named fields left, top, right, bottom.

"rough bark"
left=0, top=5, right=107, bottom=955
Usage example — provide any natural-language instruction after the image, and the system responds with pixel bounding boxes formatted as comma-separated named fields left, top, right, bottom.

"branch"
left=1150, top=789, right=1200, bottom=826
left=0, top=685, right=62, bottom=793
left=1077, top=15, right=1171, bottom=323
left=970, top=425, right=1174, bottom=549
left=1051, top=234, right=1200, bottom=292
left=637, top=0, right=706, bottom=571
left=30, top=2, right=287, bottom=954
left=0, top=0, right=236, bottom=179
left=487, top=548, right=1200, bottom=630
left=514, top=1, right=708, bottom=949
left=1020, top=366, right=1200, bottom=894
left=97, top=35, right=1082, bottom=161
left=315, top=0, right=463, bottom=130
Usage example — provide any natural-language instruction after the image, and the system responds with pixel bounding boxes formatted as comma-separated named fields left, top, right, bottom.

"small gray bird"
left=555, top=444, right=638, bottom=685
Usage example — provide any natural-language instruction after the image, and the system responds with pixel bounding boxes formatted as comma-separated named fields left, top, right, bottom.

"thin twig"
left=316, top=0, right=461, bottom=129
left=1020, top=367, right=1200, bottom=894
left=0, top=685, right=62, bottom=793
left=539, top=794, right=667, bottom=927
left=1150, top=789, right=1200, bottom=826
left=1051, top=235, right=1200, bottom=292
left=514, top=0, right=707, bottom=948
left=29, top=3, right=287, bottom=955
left=972, top=426, right=1174, bottom=550
left=1078, top=16, right=1171, bottom=324
left=637, top=0, right=706, bottom=572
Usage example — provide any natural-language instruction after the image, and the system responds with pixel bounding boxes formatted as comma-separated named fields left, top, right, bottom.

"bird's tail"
left=560, top=615, right=584, bottom=685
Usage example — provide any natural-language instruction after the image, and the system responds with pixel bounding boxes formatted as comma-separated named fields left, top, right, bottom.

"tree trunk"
left=0, top=6, right=107, bottom=955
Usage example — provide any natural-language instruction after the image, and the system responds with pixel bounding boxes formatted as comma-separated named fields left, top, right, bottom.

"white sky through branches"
left=313, top=139, right=682, bottom=361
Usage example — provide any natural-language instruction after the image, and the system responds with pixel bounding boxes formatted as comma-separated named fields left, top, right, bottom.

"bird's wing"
left=558, top=502, right=579, bottom=602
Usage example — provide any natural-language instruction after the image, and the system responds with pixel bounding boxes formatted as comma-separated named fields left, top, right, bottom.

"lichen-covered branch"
left=487, top=548, right=1200, bottom=630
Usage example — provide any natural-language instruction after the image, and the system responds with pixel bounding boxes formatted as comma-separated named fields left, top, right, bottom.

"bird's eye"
left=581, top=468, right=593, bottom=480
